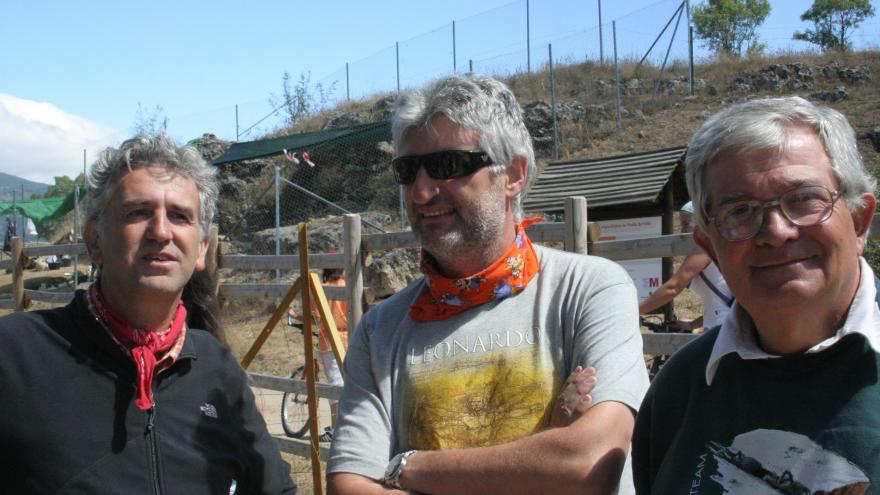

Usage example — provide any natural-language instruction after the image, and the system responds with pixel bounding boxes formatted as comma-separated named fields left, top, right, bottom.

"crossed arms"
left=328, top=367, right=635, bottom=495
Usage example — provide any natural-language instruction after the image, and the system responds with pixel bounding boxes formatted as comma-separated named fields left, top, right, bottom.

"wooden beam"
left=564, top=197, right=588, bottom=254
left=220, top=283, right=346, bottom=300
left=23, top=243, right=89, bottom=257
left=275, top=436, right=330, bottom=460
left=248, top=373, right=342, bottom=400
left=12, top=237, right=24, bottom=311
left=344, top=214, right=364, bottom=333
left=219, top=253, right=344, bottom=270
left=239, top=277, right=304, bottom=369
left=25, top=290, right=75, bottom=304
left=590, top=233, right=701, bottom=261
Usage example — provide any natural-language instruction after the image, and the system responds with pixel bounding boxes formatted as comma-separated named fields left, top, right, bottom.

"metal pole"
left=613, top=21, right=622, bottom=130
left=453, top=21, right=457, bottom=73
left=11, top=190, right=16, bottom=241
left=598, top=0, right=604, bottom=63
left=274, top=165, right=281, bottom=280
left=346, top=62, right=351, bottom=101
left=235, top=104, right=240, bottom=141
left=526, top=0, right=531, bottom=72
left=652, top=3, right=684, bottom=98
left=634, top=2, right=684, bottom=75
left=84, top=152, right=91, bottom=283
left=549, top=44, right=559, bottom=160
left=396, top=42, right=401, bottom=93
left=469, top=59, right=473, bottom=73
left=688, top=0, right=694, bottom=96
left=20, top=185, right=25, bottom=244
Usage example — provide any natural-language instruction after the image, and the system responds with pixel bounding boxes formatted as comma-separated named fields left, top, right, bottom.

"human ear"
left=194, top=235, right=209, bottom=272
left=693, top=226, right=718, bottom=266
left=504, top=155, right=528, bottom=199
left=852, top=193, right=876, bottom=255
left=84, top=221, right=103, bottom=266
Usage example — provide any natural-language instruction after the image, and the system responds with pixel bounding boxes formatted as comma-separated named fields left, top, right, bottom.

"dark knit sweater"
left=633, top=326, right=880, bottom=494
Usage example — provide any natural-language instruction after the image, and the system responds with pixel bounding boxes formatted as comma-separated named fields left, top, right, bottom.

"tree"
left=131, top=103, right=167, bottom=136
left=794, top=0, right=875, bottom=52
left=268, top=71, right=337, bottom=129
left=692, top=0, right=771, bottom=57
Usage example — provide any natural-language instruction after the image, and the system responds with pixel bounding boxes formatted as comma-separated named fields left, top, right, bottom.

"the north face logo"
left=200, top=403, right=218, bottom=419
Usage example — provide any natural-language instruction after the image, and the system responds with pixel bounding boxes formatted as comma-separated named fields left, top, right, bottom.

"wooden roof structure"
left=523, top=146, right=689, bottom=221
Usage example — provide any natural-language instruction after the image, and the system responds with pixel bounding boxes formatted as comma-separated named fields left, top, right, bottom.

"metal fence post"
left=526, top=0, right=531, bottom=72
left=346, top=62, right=351, bottom=101
left=598, top=0, right=604, bottom=63
left=453, top=20, right=457, bottom=73
left=549, top=44, right=559, bottom=160
left=396, top=42, right=401, bottom=93
left=613, top=21, right=622, bottom=130
left=274, top=165, right=281, bottom=280
left=688, top=26, right=695, bottom=96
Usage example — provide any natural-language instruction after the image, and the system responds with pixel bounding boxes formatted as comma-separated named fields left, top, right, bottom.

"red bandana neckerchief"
left=410, top=218, right=542, bottom=322
left=87, top=281, right=188, bottom=411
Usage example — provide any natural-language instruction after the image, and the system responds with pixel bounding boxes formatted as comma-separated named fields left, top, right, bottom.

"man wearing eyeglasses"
left=327, top=74, right=649, bottom=495
left=632, top=96, right=880, bottom=493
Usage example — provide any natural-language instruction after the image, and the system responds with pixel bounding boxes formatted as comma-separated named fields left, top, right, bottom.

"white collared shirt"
left=705, top=257, right=880, bottom=385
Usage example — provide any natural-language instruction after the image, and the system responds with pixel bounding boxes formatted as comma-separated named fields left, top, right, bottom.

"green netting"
left=212, top=121, right=391, bottom=165
left=0, top=186, right=85, bottom=222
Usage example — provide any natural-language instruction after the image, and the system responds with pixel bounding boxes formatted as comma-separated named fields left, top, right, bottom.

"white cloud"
left=0, top=94, right=122, bottom=184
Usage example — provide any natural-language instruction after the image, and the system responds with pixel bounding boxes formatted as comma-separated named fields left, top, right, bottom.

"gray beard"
left=416, top=184, right=507, bottom=270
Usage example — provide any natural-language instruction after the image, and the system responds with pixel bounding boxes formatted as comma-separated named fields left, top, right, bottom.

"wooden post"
left=299, top=224, right=324, bottom=495
left=661, top=181, right=675, bottom=321
left=12, top=237, right=24, bottom=311
left=343, top=214, right=363, bottom=331
left=564, top=197, right=588, bottom=254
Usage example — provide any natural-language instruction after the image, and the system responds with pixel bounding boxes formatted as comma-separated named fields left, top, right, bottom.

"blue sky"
left=1, top=0, right=877, bottom=184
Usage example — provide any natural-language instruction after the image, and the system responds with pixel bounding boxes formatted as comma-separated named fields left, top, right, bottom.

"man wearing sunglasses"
left=633, top=97, right=880, bottom=493
left=327, top=74, right=649, bottom=495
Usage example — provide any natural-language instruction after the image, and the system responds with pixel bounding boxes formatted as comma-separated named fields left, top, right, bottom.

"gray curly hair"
left=86, top=133, right=218, bottom=236
left=392, top=74, right=536, bottom=222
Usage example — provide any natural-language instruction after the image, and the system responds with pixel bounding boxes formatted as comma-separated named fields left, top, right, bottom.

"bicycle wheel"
left=281, top=366, right=310, bottom=438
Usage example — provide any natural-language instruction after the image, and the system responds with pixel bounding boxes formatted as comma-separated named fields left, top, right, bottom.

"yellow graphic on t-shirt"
left=403, top=347, right=558, bottom=450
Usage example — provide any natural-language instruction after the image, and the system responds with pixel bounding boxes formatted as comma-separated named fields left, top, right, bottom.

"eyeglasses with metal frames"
left=708, top=185, right=842, bottom=242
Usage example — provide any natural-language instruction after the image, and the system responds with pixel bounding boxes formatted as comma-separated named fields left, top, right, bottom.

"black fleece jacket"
left=0, top=290, right=296, bottom=495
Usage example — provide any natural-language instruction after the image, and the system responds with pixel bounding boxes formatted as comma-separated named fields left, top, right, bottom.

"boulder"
left=192, top=133, right=231, bottom=162
left=370, top=96, right=397, bottom=122
left=323, top=112, right=366, bottom=130
left=810, top=87, right=848, bottom=103
left=364, top=248, right=421, bottom=300
left=838, top=65, right=870, bottom=85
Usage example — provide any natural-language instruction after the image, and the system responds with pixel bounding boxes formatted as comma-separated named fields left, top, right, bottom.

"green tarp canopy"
left=0, top=186, right=85, bottom=222
left=212, top=121, right=391, bottom=165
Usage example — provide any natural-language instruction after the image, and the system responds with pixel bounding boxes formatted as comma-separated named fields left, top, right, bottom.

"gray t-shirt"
left=327, top=246, right=649, bottom=493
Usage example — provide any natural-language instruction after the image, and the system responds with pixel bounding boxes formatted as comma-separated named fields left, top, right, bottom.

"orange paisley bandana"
left=410, top=218, right=542, bottom=322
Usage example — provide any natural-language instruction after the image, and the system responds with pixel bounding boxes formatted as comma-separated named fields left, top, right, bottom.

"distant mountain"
left=0, top=172, right=49, bottom=202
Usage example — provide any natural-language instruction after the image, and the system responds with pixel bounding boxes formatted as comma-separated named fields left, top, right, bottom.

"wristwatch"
left=382, top=450, right=417, bottom=489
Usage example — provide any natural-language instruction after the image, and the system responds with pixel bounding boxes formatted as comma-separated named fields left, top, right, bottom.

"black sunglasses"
left=391, top=150, right=494, bottom=185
